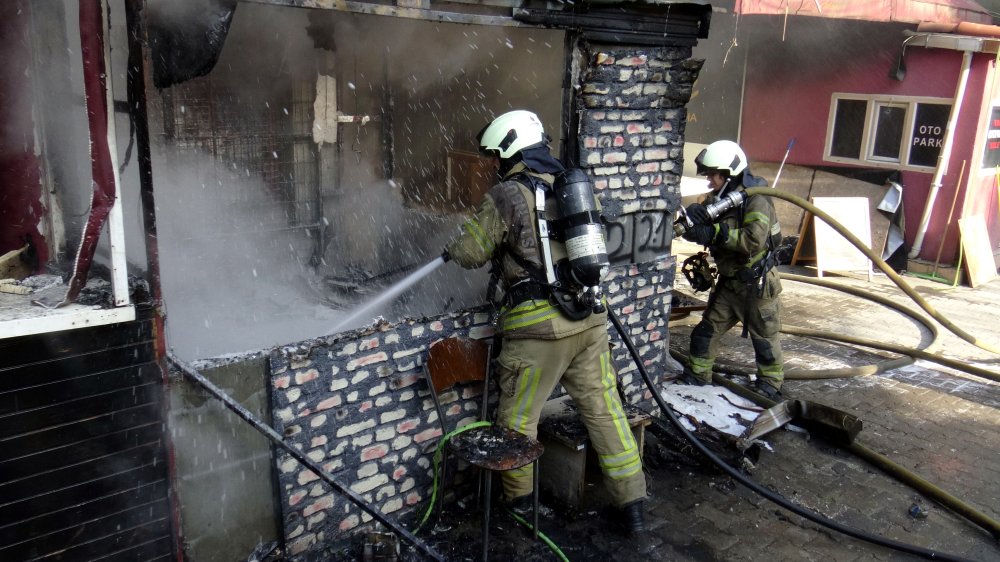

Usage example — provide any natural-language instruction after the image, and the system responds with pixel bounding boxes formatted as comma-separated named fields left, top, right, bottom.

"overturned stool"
left=537, top=395, right=650, bottom=510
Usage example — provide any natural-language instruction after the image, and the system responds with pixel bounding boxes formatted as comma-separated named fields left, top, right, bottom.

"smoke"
left=151, top=2, right=564, bottom=360
left=153, top=145, right=342, bottom=360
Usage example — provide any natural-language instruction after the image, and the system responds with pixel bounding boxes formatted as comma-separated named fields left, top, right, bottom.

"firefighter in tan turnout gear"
left=444, top=110, right=647, bottom=535
left=680, top=140, right=785, bottom=399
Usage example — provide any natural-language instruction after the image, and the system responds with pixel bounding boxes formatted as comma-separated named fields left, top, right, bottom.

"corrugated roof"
left=734, top=0, right=994, bottom=25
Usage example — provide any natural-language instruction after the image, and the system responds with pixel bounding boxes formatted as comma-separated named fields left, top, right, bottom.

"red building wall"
left=738, top=16, right=998, bottom=264
left=0, top=1, right=47, bottom=265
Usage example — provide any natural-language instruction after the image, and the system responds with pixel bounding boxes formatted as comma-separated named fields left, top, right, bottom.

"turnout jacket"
left=446, top=163, right=607, bottom=340
left=704, top=185, right=782, bottom=288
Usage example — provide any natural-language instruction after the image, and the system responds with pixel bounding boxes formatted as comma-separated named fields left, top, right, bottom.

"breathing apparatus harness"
left=488, top=168, right=610, bottom=322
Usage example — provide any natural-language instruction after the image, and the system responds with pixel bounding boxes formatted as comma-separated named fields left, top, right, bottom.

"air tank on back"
left=554, top=168, right=609, bottom=293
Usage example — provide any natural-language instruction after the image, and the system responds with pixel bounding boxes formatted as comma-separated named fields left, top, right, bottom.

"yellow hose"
left=748, top=187, right=1000, bottom=356
left=780, top=272, right=939, bottom=379
left=667, top=189, right=1000, bottom=540
left=708, top=374, right=1000, bottom=540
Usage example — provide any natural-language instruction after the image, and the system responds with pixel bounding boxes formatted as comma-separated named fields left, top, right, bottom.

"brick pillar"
left=576, top=44, right=704, bottom=407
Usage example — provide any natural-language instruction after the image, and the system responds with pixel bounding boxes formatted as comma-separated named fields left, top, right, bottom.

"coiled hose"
left=746, top=187, right=1000, bottom=356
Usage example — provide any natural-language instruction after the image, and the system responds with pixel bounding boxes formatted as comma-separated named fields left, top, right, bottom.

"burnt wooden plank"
left=0, top=462, right=168, bottom=527
left=0, top=381, right=163, bottom=440
left=0, top=362, right=162, bottom=415
left=0, top=402, right=162, bottom=460
left=0, top=440, right=166, bottom=504
left=0, top=422, right=162, bottom=482
left=0, top=341, right=157, bottom=392
left=0, top=497, right=170, bottom=561
left=0, top=316, right=154, bottom=371
left=0, top=480, right=168, bottom=547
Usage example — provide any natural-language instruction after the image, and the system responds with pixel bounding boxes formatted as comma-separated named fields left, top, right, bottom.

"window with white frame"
left=825, top=94, right=951, bottom=170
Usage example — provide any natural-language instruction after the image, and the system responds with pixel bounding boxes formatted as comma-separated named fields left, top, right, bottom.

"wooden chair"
left=424, top=337, right=544, bottom=561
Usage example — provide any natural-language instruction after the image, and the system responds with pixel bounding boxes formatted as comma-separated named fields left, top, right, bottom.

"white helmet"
left=694, top=140, right=747, bottom=177
left=477, top=110, right=546, bottom=160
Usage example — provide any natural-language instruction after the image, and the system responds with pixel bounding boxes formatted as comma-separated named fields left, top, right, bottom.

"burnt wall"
left=0, top=307, right=176, bottom=561
left=270, top=42, right=700, bottom=561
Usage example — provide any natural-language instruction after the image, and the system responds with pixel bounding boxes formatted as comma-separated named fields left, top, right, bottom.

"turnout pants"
left=688, top=272, right=784, bottom=389
left=494, top=324, right=647, bottom=507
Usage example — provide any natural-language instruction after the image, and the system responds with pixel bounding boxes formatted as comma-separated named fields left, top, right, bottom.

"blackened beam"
left=513, top=7, right=708, bottom=46
left=241, top=0, right=523, bottom=27
left=167, top=353, right=445, bottom=562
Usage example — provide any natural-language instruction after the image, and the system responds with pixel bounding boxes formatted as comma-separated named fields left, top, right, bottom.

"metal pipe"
left=771, top=138, right=795, bottom=189
left=909, top=50, right=973, bottom=259
left=933, top=159, right=967, bottom=276
left=166, top=353, right=445, bottom=562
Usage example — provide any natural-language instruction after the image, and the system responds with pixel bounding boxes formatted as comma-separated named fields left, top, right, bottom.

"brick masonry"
left=269, top=43, right=702, bottom=559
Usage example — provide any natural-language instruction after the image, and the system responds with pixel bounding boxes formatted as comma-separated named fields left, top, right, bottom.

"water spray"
left=328, top=255, right=447, bottom=334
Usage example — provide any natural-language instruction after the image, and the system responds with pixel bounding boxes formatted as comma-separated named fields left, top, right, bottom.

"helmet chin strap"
left=715, top=177, right=734, bottom=198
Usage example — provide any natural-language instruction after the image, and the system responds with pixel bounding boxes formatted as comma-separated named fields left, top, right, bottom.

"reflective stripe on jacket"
left=706, top=187, right=782, bottom=287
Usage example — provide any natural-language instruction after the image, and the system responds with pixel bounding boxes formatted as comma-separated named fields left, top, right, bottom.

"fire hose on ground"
left=646, top=187, right=1000, bottom=558
left=164, top=187, right=999, bottom=560
left=747, top=188, right=1000, bottom=357
left=609, top=309, right=983, bottom=562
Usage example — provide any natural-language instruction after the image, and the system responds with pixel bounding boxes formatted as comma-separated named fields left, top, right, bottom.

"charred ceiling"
left=146, top=0, right=710, bottom=88
left=514, top=3, right=711, bottom=46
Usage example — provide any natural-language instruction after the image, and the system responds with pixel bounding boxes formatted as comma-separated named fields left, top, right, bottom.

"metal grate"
left=160, top=76, right=320, bottom=240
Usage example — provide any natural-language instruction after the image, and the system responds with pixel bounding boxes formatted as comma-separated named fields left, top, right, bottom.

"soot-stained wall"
left=269, top=39, right=700, bottom=560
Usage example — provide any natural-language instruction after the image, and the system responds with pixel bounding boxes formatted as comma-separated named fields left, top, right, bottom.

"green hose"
left=748, top=187, right=1000, bottom=356
left=415, top=421, right=571, bottom=560
left=415, top=421, right=493, bottom=533
left=505, top=509, right=571, bottom=562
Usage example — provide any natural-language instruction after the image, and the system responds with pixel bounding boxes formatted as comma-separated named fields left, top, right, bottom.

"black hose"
left=607, top=309, right=976, bottom=562
left=167, top=353, right=445, bottom=562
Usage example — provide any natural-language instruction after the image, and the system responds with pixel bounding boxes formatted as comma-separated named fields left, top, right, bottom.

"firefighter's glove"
left=685, top=203, right=712, bottom=225
left=683, top=223, right=717, bottom=246
left=683, top=223, right=730, bottom=247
